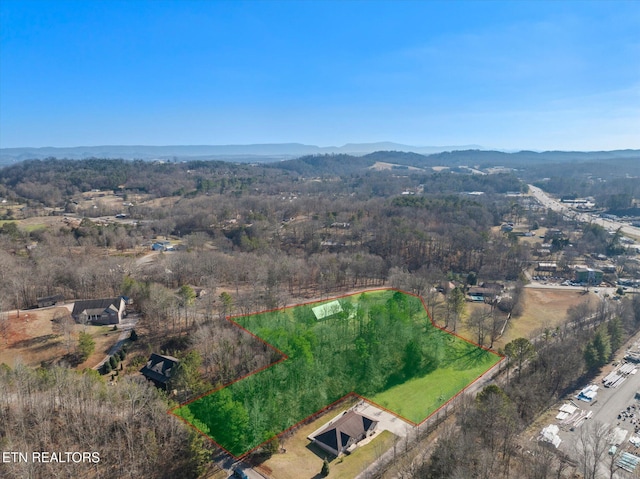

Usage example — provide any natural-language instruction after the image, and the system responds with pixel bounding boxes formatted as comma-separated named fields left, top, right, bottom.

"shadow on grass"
left=452, top=348, right=497, bottom=371
left=383, top=356, right=441, bottom=390
left=9, top=333, right=59, bottom=349
left=305, top=441, right=335, bottom=462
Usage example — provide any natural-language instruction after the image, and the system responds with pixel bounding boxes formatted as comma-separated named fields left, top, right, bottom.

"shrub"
left=109, top=355, right=118, bottom=370
left=321, top=458, right=330, bottom=477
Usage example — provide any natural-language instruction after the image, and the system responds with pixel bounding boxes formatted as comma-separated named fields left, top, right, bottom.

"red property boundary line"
left=168, top=287, right=504, bottom=459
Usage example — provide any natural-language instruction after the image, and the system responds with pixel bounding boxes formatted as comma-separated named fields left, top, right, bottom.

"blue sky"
left=1, top=0, right=638, bottom=150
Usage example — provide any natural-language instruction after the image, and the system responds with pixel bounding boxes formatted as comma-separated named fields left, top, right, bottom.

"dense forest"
left=0, top=366, right=208, bottom=479
left=0, top=156, right=529, bottom=311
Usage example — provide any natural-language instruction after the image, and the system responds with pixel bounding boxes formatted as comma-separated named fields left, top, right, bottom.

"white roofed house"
left=71, top=297, right=126, bottom=325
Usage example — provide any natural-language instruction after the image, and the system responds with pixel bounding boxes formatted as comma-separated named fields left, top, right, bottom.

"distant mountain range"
left=0, top=142, right=482, bottom=165
left=269, top=149, right=640, bottom=176
left=0, top=143, right=638, bottom=169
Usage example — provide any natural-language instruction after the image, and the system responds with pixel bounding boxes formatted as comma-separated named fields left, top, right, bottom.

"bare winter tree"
left=467, top=307, right=490, bottom=346
left=0, top=297, right=8, bottom=346
left=51, top=309, right=75, bottom=353
left=575, top=421, right=611, bottom=479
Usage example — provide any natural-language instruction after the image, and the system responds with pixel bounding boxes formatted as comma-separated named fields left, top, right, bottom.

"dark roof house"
left=309, top=409, right=378, bottom=456
left=71, top=297, right=126, bottom=325
left=140, top=353, right=179, bottom=389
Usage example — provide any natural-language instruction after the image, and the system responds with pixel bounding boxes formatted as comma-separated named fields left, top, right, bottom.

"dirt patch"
left=0, top=306, right=69, bottom=367
left=0, top=305, right=124, bottom=369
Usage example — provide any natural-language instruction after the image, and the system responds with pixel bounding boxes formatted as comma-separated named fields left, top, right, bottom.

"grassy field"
left=503, top=287, right=596, bottom=343
left=0, top=218, right=53, bottom=232
left=458, top=287, right=597, bottom=352
left=371, top=347, right=496, bottom=423
left=173, top=289, right=501, bottom=457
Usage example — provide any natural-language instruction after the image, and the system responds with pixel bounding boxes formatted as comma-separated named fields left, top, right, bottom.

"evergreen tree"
left=321, top=458, right=330, bottom=477
left=585, top=326, right=611, bottom=370
left=608, top=317, right=623, bottom=353
left=77, top=332, right=95, bottom=362
left=109, top=355, right=118, bottom=370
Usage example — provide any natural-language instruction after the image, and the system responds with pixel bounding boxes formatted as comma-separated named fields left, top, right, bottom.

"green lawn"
left=0, top=220, right=46, bottom=232
left=173, top=289, right=502, bottom=456
left=22, top=223, right=46, bottom=232
left=371, top=349, right=495, bottom=422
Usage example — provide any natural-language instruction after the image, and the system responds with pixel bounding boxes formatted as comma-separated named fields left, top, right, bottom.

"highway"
left=528, top=184, right=640, bottom=241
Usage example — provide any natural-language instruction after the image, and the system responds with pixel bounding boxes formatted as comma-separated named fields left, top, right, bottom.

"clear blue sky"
left=1, top=0, right=638, bottom=150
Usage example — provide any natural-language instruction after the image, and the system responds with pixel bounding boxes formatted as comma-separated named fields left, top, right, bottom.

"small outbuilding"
left=37, top=294, right=64, bottom=308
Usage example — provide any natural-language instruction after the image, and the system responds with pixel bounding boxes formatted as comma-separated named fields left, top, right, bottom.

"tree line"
left=398, top=294, right=640, bottom=479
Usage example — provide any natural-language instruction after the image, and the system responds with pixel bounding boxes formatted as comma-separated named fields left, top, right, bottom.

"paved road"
left=528, top=184, right=640, bottom=242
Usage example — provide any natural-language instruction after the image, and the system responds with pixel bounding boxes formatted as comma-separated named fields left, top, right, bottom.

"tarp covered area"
left=312, top=300, right=343, bottom=320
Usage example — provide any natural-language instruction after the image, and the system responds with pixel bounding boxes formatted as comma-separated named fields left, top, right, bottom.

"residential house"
left=308, top=409, right=378, bottom=456
left=468, top=282, right=503, bottom=301
left=140, top=353, right=180, bottom=390
left=72, top=297, right=126, bottom=325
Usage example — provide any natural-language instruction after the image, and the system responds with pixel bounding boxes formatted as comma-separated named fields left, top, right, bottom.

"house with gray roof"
left=71, top=297, right=126, bottom=325
left=140, top=353, right=179, bottom=390
left=309, top=409, right=378, bottom=456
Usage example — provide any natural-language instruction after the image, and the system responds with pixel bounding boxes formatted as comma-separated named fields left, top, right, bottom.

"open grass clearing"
left=457, top=288, right=597, bottom=352
left=504, top=288, right=596, bottom=343
left=370, top=350, right=496, bottom=422
left=173, top=289, right=501, bottom=457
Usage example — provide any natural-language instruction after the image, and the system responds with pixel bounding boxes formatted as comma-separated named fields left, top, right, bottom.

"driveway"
left=93, top=313, right=140, bottom=370
left=356, top=401, right=413, bottom=438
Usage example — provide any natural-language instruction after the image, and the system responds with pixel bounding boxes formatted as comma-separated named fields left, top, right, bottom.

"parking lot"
left=556, top=354, right=640, bottom=473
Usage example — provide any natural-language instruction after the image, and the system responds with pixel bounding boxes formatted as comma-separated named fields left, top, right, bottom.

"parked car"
left=232, top=469, right=249, bottom=479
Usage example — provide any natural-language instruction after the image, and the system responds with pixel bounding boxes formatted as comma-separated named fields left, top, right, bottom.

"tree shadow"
left=9, top=333, right=59, bottom=348
left=452, top=348, right=496, bottom=371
